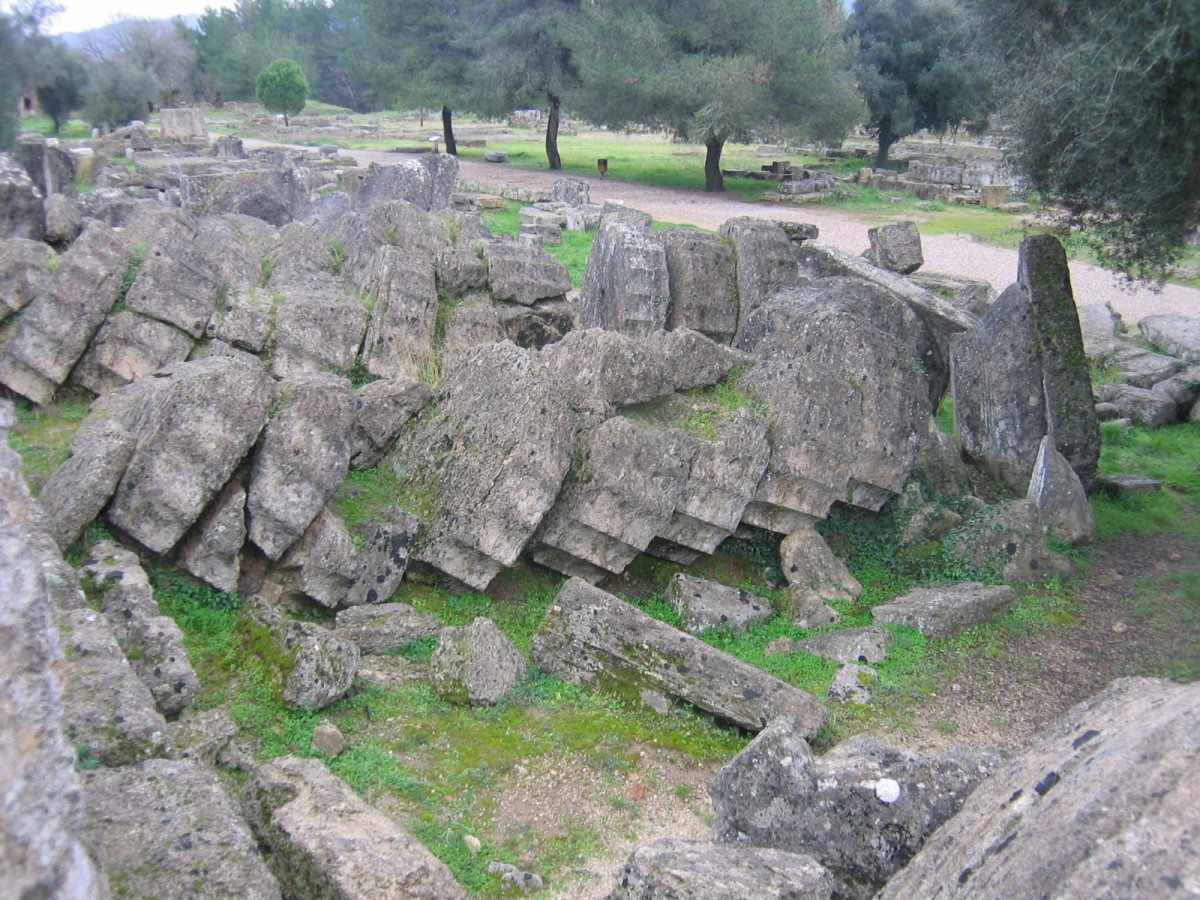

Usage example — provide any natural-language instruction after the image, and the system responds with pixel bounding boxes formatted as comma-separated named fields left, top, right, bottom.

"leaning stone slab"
left=335, top=603, right=441, bottom=654
left=533, top=417, right=695, bottom=578
left=780, top=528, right=862, bottom=623
left=576, top=220, right=669, bottom=336
left=82, top=541, right=200, bottom=716
left=0, top=222, right=128, bottom=404
left=176, top=478, right=247, bottom=594
left=270, top=275, right=369, bottom=377
left=360, top=245, right=440, bottom=380
left=1027, top=435, right=1095, bottom=546
left=664, top=573, right=773, bottom=635
left=872, top=583, right=1017, bottom=639
left=711, top=723, right=1005, bottom=898
left=0, top=423, right=103, bottom=899
left=827, top=663, right=877, bottom=705
left=483, top=240, right=572, bottom=305
left=248, top=371, right=357, bottom=560
left=391, top=341, right=575, bottom=590
left=948, top=499, right=1072, bottom=585
left=0, top=236, right=51, bottom=323
left=878, top=678, right=1200, bottom=899
left=1139, top=314, right=1200, bottom=364
left=1075, top=300, right=1124, bottom=360
left=245, top=755, right=468, bottom=899
left=529, top=578, right=828, bottom=736
left=56, top=608, right=173, bottom=766
left=609, top=838, right=834, bottom=900
left=345, top=507, right=421, bottom=607
left=72, top=310, right=194, bottom=395
left=441, top=293, right=506, bottom=356
left=430, top=617, right=527, bottom=706
left=793, top=626, right=891, bottom=665
left=239, top=596, right=359, bottom=712
left=0, top=152, right=45, bottom=241
left=37, top=415, right=136, bottom=550
left=275, top=510, right=360, bottom=608
left=352, top=154, right=459, bottom=213
left=105, top=353, right=278, bottom=555
left=81, top=759, right=281, bottom=900
left=868, top=221, right=923, bottom=274
left=349, top=376, right=432, bottom=469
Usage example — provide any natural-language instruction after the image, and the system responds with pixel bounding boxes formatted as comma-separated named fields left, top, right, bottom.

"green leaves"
left=255, top=58, right=309, bottom=125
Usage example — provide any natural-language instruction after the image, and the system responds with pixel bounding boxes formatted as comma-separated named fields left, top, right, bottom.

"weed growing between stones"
left=113, top=244, right=146, bottom=312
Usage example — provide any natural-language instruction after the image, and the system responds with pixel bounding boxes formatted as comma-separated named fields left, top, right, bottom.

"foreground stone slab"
left=245, top=756, right=467, bottom=899
left=430, top=616, right=527, bottom=706
left=37, top=416, right=136, bottom=550
left=577, top=220, right=669, bottom=336
left=872, top=583, right=1017, bottom=639
left=335, top=603, right=440, bottom=654
left=0, top=411, right=102, bottom=898
left=82, top=759, right=280, bottom=899
left=529, top=579, right=827, bottom=736
left=664, top=573, right=772, bottom=635
left=878, top=678, right=1200, bottom=899
left=609, top=838, right=833, bottom=900
left=711, top=723, right=1004, bottom=898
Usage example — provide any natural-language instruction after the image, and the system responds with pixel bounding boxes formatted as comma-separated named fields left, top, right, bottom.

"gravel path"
left=253, top=140, right=1199, bottom=325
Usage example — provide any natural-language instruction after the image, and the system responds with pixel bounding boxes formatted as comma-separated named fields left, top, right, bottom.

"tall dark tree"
left=849, top=0, right=992, bottom=168
left=572, top=0, right=861, bottom=191
left=34, top=46, right=89, bottom=133
left=973, top=0, right=1200, bottom=282
left=336, top=0, right=479, bottom=148
left=188, top=0, right=314, bottom=105
left=475, top=0, right=582, bottom=170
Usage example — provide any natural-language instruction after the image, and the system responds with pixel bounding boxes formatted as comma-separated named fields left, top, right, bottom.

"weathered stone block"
left=872, top=583, right=1017, bottom=639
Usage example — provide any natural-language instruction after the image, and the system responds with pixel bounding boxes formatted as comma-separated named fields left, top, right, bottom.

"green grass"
left=6, top=391, right=94, bottom=493
left=1093, top=421, right=1200, bottom=539
left=20, top=117, right=92, bottom=140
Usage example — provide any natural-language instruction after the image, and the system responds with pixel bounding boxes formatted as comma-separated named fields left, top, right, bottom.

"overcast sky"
left=39, top=0, right=223, bottom=35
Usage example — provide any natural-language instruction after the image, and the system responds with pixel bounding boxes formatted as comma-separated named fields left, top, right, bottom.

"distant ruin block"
left=981, top=183, right=1008, bottom=208
left=159, top=107, right=206, bottom=141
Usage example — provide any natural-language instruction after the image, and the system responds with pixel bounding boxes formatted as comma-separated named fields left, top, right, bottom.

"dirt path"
left=331, top=146, right=1197, bottom=325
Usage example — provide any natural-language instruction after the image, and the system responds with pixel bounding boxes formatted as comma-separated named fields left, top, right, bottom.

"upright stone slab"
left=576, top=220, right=669, bottom=337
left=430, top=617, right=527, bottom=706
left=878, top=678, right=1200, bottom=899
left=0, top=152, right=45, bottom=241
left=662, top=229, right=739, bottom=345
left=361, top=246, right=440, bottom=380
left=719, top=217, right=806, bottom=324
left=176, top=478, right=247, bottom=593
left=37, top=416, right=136, bottom=550
left=952, top=236, right=1100, bottom=492
left=245, top=756, right=468, bottom=898
left=349, top=376, right=432, bottom=469
left=270, top=276, right=369, bottom=377
left=158, top=107, right=206, bottom=140
left=530, top=579, right=828, bottom=735
left=0, top=222, right=128, bottom=404
left=248, top=372, right=357, bottom=561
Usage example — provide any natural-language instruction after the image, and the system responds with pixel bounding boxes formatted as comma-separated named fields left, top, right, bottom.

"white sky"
left=37, top=0, right=227, bottom=35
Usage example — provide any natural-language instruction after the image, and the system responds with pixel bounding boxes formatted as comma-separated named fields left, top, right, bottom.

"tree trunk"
left=874, top=119, right=894, bottom=169
left=442, top=105, right=457, bottom=155
left=704, top=136, right=725, bottom=192
left=546, top=93, right=562, bottom=170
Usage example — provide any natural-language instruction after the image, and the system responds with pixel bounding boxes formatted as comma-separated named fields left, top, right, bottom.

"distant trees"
left=84, top=57, right=158, bottom=128
left=474, top=0, right=582, bottom=169
left=973, top=0, right=1200, bottom=282
left=571, top=0, right=861, bottom=190
left=255, top=58, right=309, bottom=126
left=849, top=0, right=991, bottom=168
left=34, top=48, right=89, bottom=134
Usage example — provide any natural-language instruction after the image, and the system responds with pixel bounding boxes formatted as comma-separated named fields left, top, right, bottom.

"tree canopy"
left=973, top=0, right=1200, bottom=281
left=849, top=0, right=991, bottom=168
left=255, top=57, right=309, bottom=125
left=34, top=47, right=89, bottom=134
left=571, top=0, right=861, bottom=190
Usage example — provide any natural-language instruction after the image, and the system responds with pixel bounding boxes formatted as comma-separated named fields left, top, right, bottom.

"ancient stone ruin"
left=2, top=138, right=1197, bottom=897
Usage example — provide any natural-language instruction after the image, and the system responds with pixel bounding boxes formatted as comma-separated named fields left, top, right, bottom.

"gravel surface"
left=363, top=149, right=1196, bottom=327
